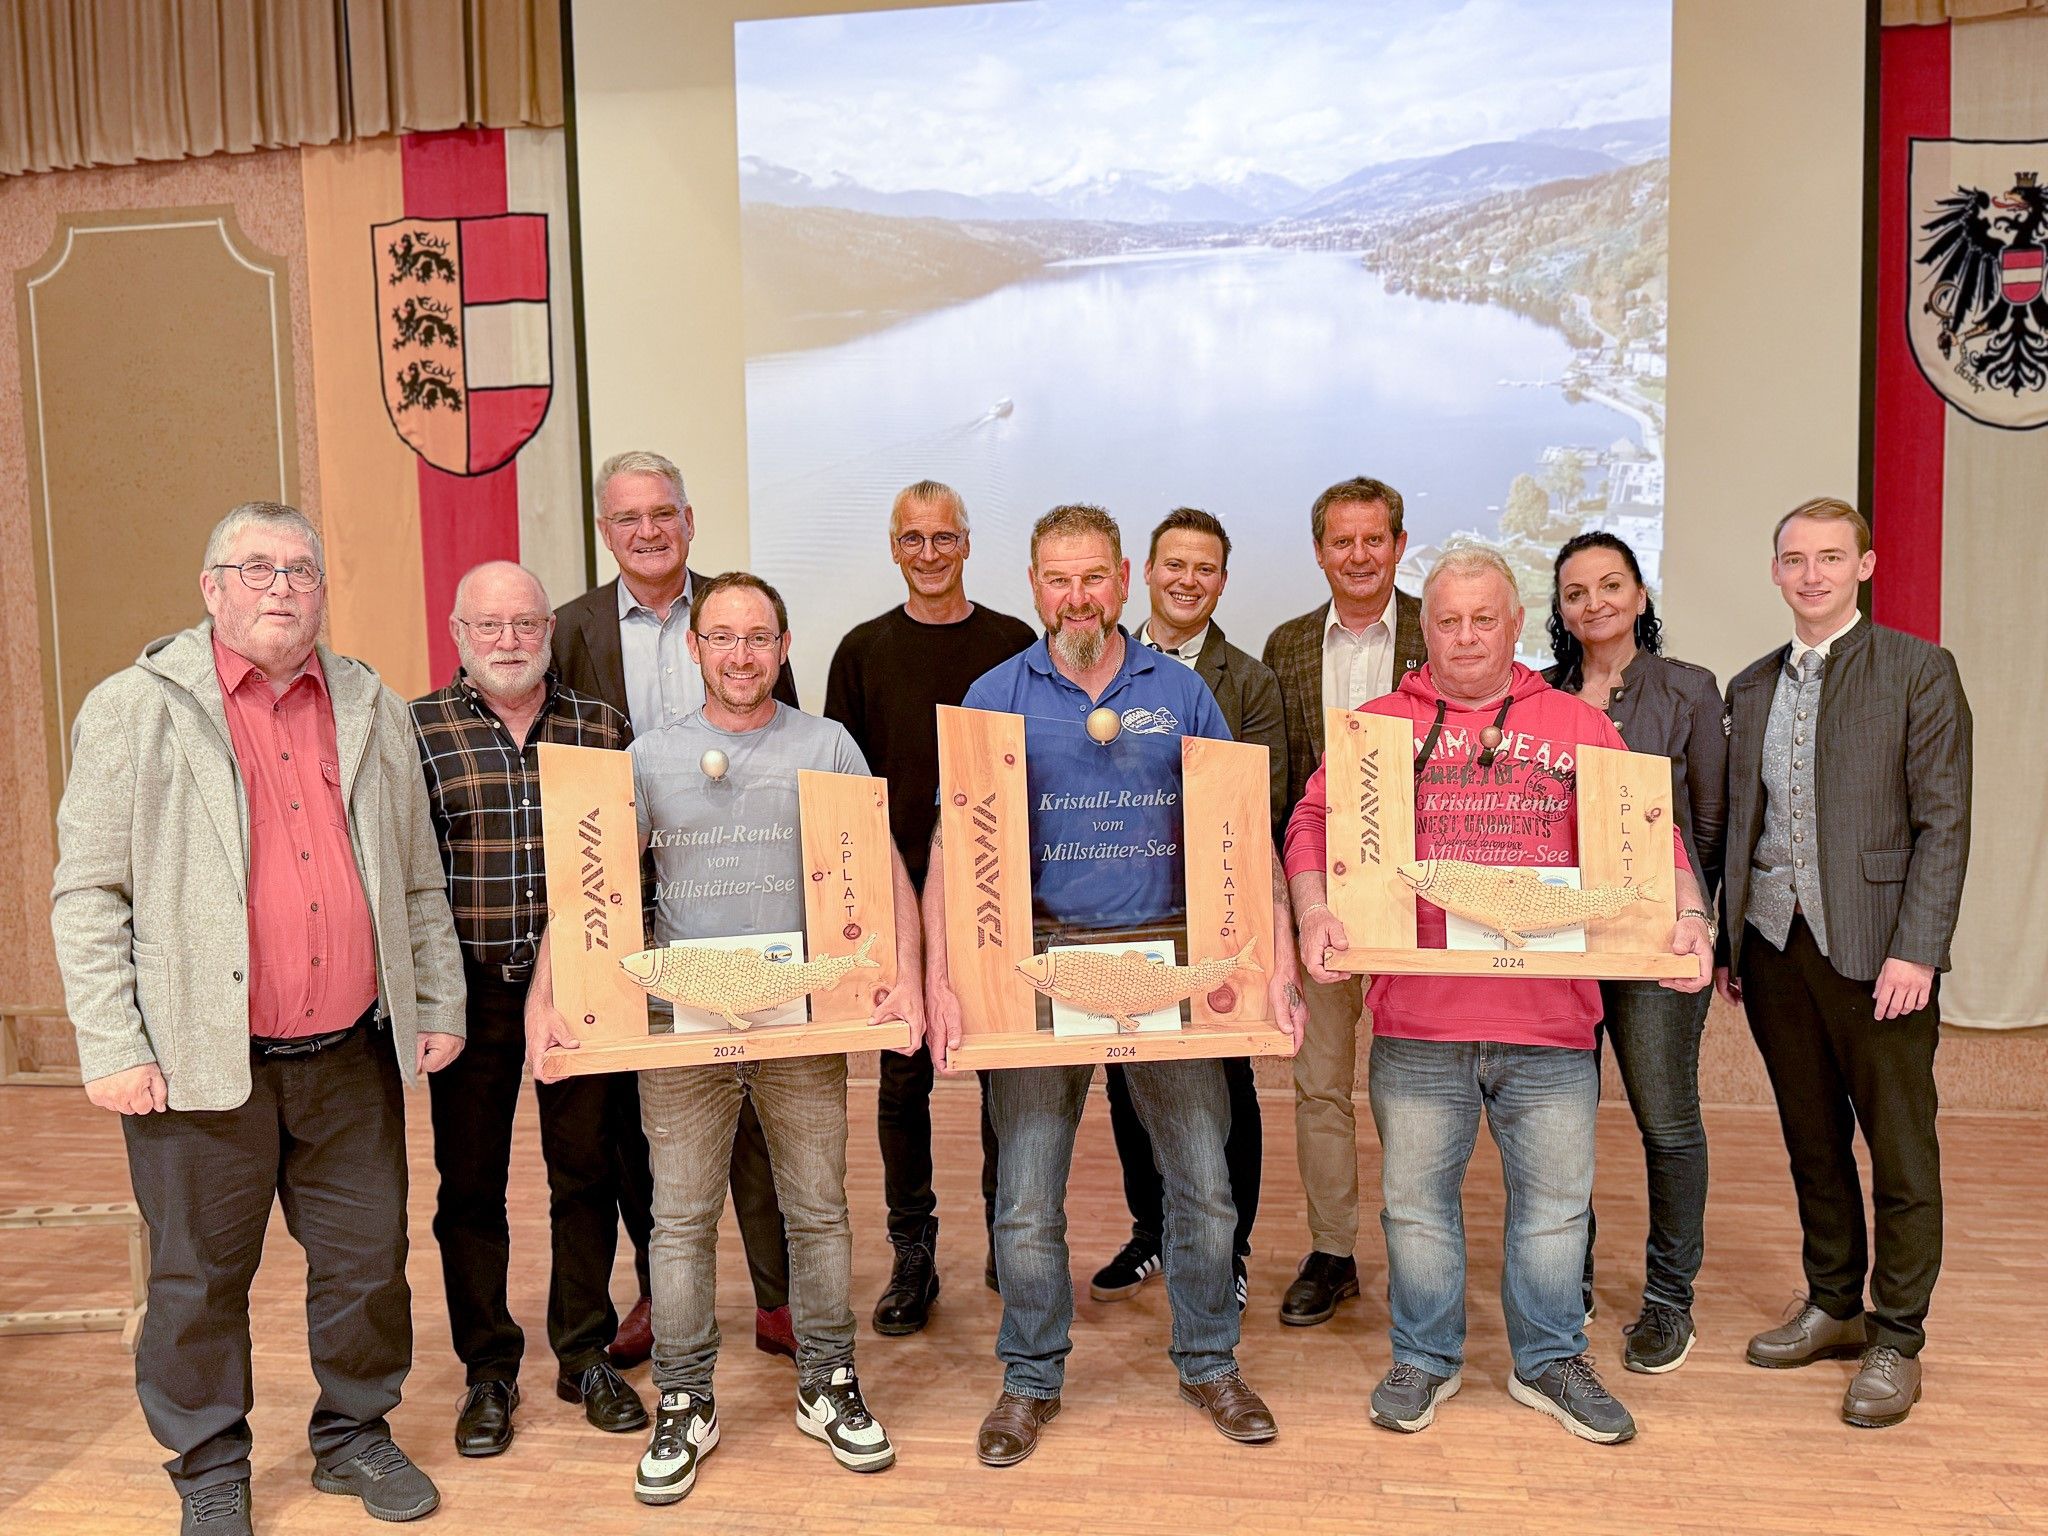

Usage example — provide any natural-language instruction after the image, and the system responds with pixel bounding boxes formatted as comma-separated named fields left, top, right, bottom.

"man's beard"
left=1048, top=616, right=1108, bottom=671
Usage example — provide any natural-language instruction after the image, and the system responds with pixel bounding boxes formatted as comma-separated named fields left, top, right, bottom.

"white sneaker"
left=634, top=1391, right=718, bottom=1505
left=796, top=1367, right=896, bottom=1472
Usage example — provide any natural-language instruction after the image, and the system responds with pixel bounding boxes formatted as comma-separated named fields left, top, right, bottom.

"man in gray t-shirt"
left=635, top=703, right=868, bottom=942
left=530, top=573, right=923, bottom=1505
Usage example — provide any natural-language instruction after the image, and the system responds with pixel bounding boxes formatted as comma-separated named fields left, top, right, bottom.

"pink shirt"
left=213, top=635, right=379, bottom=1038
left=1285, top=663, right=1691, bottom=1050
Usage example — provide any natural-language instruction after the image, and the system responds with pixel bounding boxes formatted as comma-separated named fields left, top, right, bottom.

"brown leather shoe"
left=1842, top=1345, right=1922, bottom=1428
left=1746, top=1301, right=1867, bottom=1368
left=754, top=1305, right=798, bottom=1362
left=608, top=1295, right=653, bottom=1369
left=1179, top=1370, right=1278, bottom=1444
left=975, top=1391, right=1061, bottom=1467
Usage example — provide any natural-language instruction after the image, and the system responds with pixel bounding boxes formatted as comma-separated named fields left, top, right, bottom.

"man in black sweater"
left=823, top=479, right=1035, bottom=1335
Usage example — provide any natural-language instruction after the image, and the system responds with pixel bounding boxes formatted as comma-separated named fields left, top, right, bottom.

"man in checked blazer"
left=1258, top=477, right=1427, bottom=1326
left=552, top=450, right=799, bottom=1368
left=1719, top=496, right=1971, bottom=1430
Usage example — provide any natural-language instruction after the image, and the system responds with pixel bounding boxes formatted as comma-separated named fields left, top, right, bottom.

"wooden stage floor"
left=1, top=1078, right=2043, bottom=1535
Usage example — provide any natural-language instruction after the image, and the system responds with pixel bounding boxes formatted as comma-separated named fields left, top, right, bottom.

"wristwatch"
left=1677, top=906, right=1718, bottom=943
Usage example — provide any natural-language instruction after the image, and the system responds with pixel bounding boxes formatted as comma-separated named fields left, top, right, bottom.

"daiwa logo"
left=763, top=943, right=795, bottom=964
left=579, top=808, right=609, bottom=951
left=1359, top=744, right=1382, bottom=864
left=972, top=791, right=1004, bottom=949
left=1121, top=705, right=1180, bottom=735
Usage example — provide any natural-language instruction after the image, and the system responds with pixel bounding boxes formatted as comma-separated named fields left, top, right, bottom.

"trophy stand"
left=536, top=743, right=912, bottom=1074
left=936, top=705, right=1294, bottom=1068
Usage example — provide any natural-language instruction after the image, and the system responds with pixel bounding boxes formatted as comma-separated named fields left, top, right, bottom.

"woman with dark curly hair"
left=1545, top=531, right=1725, bottom=1376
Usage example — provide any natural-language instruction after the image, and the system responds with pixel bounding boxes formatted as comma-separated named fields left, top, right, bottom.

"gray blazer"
left=1190, top=620, right=1289, bottom=839
left=1721, top=619, right=1972, bottom=982
left=1261, top=590, right=1427, bottom=815
left=50, top=621, right=466, bottom=1110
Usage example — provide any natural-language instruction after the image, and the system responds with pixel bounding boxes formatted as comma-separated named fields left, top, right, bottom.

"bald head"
left=454, top=560, right=549, bottom=618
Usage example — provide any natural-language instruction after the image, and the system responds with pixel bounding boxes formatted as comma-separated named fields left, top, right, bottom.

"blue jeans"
left=1583, top=982, right=1711, bottom=1312
left=987, top=1061, right=1239, bottom=1398
left=1368, top=1035, right=1598, bottom=1381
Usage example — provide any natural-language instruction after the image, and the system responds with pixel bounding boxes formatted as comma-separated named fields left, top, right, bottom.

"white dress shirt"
left=1138, top=619, right=1208, bottom=670
left=1791, top=610, right=1861, bottom=668
left=1321, top=601, right=1397, bottom=711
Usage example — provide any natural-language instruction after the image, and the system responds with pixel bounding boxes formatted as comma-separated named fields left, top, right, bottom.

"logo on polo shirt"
left=1120, top=705, right=1181, bottom=735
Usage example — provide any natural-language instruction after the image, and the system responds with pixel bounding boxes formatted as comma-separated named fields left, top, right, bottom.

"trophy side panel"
left=1184, top=736, right=1274, bottom=1025
left=936, top=706, right=1034, bottom=1037
left=799, top=769, right=897, bottom=1023
left=1577, top=744, right=1678, bottom=955
left=537, top=742, right=650, bottom=1042
left=1324, top=709, right=1417, bottom=949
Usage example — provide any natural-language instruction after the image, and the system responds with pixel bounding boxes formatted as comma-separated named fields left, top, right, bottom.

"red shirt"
left=213, top=635, right=379, bottom=1038
left=1284, top=663, right=1691, bottom=1050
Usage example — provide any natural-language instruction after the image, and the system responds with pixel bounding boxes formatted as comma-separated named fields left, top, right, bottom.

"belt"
left=467, top=959, right=534, bottom=986
left=251, top=1002, right=379, bottom=1058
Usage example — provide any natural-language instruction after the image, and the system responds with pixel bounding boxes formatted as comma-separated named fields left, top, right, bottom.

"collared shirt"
left=618, top=573, right=702, bottom=736
left=1138, top=619, right=1207, bottom=669
left=1791, top=611, right=1861, bottom=668
left=1321, top=601, right=1398, bottom=712
left=411, top=670, right=629, bottom=972
left=212, top=633, right=378, bottom=1038
left=962, top=628, right=1231, bottom=928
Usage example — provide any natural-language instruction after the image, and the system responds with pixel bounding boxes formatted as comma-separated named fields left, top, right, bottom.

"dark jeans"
left=875, top=1041, right=1000, bottom=1245
left=989, top=1061, right=1239, bottom=1397
left=1581, top=982, right=1710, bottom=1312
left=1105, top=1058, right=1261, bottom=1257
left=122, top=1018, right=410, bottom=1494
left=610, top=1057, right=790, bottom=1310
left=431, top=971, right=622, bottom=1382
left=1741, top=916, right=1943, bottom=1354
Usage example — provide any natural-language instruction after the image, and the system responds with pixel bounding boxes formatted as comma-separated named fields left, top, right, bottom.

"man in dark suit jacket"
left=1258, top=477, right=1428, bottom=1327
left=1720, top=497, right=1971, bottom=1430
left=1091, top=509, right=1290, bottom=1311
left=551, top=450, right=797, bottom=1368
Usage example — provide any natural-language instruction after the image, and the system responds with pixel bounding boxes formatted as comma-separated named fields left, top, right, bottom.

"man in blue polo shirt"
left=925, top=504, right=1307, bottom=1468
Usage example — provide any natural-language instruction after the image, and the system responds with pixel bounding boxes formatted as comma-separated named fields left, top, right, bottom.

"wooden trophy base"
left=1324, top=948, right=1702, bottom=982
left=947, top=1022, right=1295, bottom=1071
left=543, top=1018, right=914, bottom=1077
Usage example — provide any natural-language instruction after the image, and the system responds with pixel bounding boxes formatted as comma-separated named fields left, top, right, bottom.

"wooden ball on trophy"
left=1085, top=706, right=1122, bottom=744
left=1479, top=725, right=1504, bottom=752
left=701, top=748, right=730, bottom=781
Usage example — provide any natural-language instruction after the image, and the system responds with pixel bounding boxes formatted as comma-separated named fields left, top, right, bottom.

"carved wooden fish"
left=619, top=932, right=878, bottom=1029
left=1015, top=940, right=1259, bottom=1033
left=1395, top=859, right=1655, bottom=948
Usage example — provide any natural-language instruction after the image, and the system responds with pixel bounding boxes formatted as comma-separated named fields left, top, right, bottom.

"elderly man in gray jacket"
left=51, top=501, right=466, bottom=1536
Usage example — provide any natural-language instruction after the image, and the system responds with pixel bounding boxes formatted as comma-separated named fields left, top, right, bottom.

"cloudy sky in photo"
left=735, top=0, right=1670, bottom=193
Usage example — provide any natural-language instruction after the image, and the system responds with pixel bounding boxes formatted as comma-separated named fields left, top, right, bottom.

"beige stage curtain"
left=0, top=0, right=563, bottom=177
left=1884, top=0, right=2048, bottom=23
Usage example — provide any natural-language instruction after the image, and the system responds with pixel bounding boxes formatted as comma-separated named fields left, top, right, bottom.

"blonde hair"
left=1774, top=496, right=1871, bottom=556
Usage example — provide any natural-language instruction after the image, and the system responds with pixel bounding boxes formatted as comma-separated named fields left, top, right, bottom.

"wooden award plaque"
left=1320, top=710, right=1699, bottom=981
left=935, top=705, right=1293, bottom=1069
left=536, top=743, right=911, bottom=1075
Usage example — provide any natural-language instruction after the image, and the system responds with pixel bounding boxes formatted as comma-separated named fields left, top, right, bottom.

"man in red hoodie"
left=1283, top=546, right=1713, bottom=1445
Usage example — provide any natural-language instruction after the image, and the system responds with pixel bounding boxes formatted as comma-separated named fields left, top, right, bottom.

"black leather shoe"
left=455, top=1380, right=519, bottom=1457
left=1279, top=1251, right=1359, bottom=1326
left=873, top=1232, right=941, bottom=1336
left=557, top=1360, right=650, bottom=1433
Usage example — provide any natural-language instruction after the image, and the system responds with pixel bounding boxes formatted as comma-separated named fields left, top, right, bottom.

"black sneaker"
left=1508, top=1355, right=1637, bottom=1445
left=1089, top=1234, right=1162, bottom=1302
left=1232, top=1254, right=1249, bottom=1314
left=311, top=1438, right=440, bottom=1521
left=796, top=1366, right=896, bottom=1471
left=873, top=1234, right=940, bottom=1336
left=1369, top=1363, right=1462, bottom=1434
left=181, top=1480, right=252, bottom=1536
left=1623, top=1301, right=1698, bottom=1374
left=635, top=1390, right=718, bottom=1505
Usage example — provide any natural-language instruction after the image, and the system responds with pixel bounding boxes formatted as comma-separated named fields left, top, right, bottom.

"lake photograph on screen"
left=734, top=0, right=1671, bottom=684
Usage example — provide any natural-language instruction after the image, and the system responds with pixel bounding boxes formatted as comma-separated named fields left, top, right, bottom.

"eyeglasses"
left=694, top=630, right=783, bottom=653
left=896, top=531, right=962, bottom=554
left=604, top=510, right=682, bottom=533
left=211, top=560, right=323, bottom=592
left=455, top=617, right=550, bottom=643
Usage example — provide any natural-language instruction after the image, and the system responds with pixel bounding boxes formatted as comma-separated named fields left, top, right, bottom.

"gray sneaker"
left=1747, top=1300, right=1867, bottom=1368
left=180, top=1480, right=252, bottom=1536
left=1843, top=1345, right=1922, bottom=1428
left=1508, top=1355, right=1637, bottom=1445
left=1369, top=1363, right=1462, bottom=1433
left=311, top=1439, right=440, bottom=1521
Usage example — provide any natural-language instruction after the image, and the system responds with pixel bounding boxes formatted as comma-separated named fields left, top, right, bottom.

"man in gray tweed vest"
left=1718, top=497, right=1971, bottom=1430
